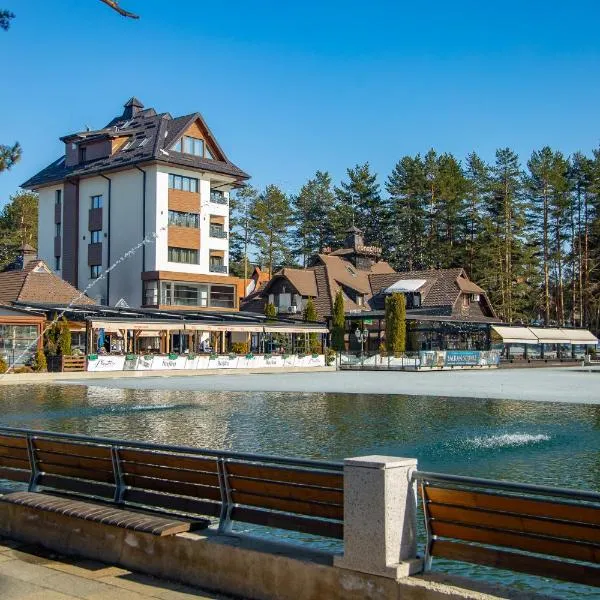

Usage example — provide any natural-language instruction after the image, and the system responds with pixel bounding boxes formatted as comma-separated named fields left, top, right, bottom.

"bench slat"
left=0, top=435, right=28, bottom=450
left=37, top=462, right=115, bottom=484
left=0, top=446, right=29, bottom=461
left=118, top=449, right=218, bottom=473
left=0, top=456, right=30, bottom=471
left=228, top=476, right=344, bottom=505
left=124, top=488, right=222, bottom=518
left=226, top=462, right=343, bottom=490
left=123, top=474, right=221, bottom=501
left=2, top=491, right=194, bottom=537
left=426, top=486, right=600, bottom=527
left=431, top=521, right=600, bottom=564
left=38, top=474, right=115, bottom=499
left=231, top=490, right=343, bottom=520
left=429, top=503, right=600, bottom=545
left=36, top=451, right=114, bottom=473
left=33, top=439, right=112, bottom=460
left=0, top=466, right=30, bottom=483
left=231, top=505, right=343, bottom=539
left=120, top=461, right=220, bottom=486
left=431, top=540, right=600, bottom=588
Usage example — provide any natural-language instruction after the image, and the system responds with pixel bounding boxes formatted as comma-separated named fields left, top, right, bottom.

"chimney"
left=122, top=97, right=144, bottom=120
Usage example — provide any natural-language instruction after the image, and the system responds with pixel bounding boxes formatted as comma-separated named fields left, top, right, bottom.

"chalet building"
left=0, top=245, right=93, bottom=365
left=22, top=98, right=249, bottom=311
left=242, top=228, right=501, bottom=351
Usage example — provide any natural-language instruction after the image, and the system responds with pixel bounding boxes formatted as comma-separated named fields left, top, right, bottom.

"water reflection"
left=0, top=384, right=599, bottom=599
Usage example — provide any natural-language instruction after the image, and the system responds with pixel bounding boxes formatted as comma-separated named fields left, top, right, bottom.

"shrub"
left=32, top=349, right=47, bottom=372
left=230, top=342, right=249, bottom=354
left=331, top=289, right=345, bottom=352
left=385, top=292, right=406, bottom=356
left=57, top=317, right=72, bottom=356
left=0, top=356, right=7, bottom=373
left=13, top=366, right=33, bottom=374
left=326, top=348, right=337, bottom=366
left=264, top=303, right=277, bottom=320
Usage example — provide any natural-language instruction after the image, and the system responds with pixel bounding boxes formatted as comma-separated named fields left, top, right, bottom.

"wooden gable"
left=180, top=119, right=224, bottom=161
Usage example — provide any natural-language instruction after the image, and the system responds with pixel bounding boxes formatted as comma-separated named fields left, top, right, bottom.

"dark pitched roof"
left=0, top=259, right=96, bottom=306
left=22, top=99, right=250, bottom=189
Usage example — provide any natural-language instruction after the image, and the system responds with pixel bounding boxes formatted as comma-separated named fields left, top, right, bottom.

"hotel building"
left=22, top=98, right=249, bottom=310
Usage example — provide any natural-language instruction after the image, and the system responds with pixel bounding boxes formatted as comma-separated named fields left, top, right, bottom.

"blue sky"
left=2, top=0, right=600, bottom=207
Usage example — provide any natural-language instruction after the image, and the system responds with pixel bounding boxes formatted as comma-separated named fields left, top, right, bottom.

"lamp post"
left=355, top=326, right=369, bottom=368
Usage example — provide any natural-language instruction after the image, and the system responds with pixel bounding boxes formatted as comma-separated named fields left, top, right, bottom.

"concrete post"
left=334, top=455, right=422, bottom=579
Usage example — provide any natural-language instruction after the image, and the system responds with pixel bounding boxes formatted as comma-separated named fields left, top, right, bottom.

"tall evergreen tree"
left=229, top=185, right=257, bottom=279
left=386, top=155, right=427, bottom=270
left=464, top=152, right=489, bottom=278
left=331, top=290, right=345, bottom=352
left=293, top=171, right=334, bottom=265
left=334, top=163, right=386, bottom=249
left=250, top=185, right=292, bottom=277
left=0, top=190, right=38, bottom=268
left=0, top=10, right=20, bottom=174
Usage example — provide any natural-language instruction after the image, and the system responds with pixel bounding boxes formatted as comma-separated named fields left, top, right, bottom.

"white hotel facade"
left=23, top=98, right=249, bottom=310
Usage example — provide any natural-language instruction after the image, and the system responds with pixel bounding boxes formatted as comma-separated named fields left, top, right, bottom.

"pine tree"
left=464, top=153, right=489, bottom=278
left=334, top=163, right=386, bottom=249
left=331, top=290, right=345, bottom=351
left=229, top=185, right=257, bottom=279
left=0, top=10, right=20, bottom=174
left=0, top=191, right=38, bottom=268
left=385, top=293, right=406, bottom=356
left=250, top=185, right=292, bottom=277
left=264, top=303, right=277, bottom=320
left=386, top=155, right=427, bottom=270
left=527, top=147, right=569, bottom=325
left=293, top=171, right=333, bottom=265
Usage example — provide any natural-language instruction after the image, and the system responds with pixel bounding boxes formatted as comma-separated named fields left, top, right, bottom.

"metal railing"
left=0, top=426, right=343, bottom=533
left=209, top=226, right=228, bottom=239
left=209, top=264, right=228, bottom=274
left=210, top=192, right=228, bottom=205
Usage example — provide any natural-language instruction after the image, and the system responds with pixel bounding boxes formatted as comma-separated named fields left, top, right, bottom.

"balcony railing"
left=209, top=264, right=228, bottom=274
left=209, top=225, right=228, bottom=239
left=210, top=192, right=228, bottom=205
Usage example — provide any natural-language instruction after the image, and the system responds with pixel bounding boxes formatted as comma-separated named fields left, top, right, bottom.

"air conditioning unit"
left=288, top=305, right=298, bottom=314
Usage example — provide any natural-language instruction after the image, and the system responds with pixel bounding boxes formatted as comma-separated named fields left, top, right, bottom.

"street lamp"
left=355, top=327, right=369, bottom=368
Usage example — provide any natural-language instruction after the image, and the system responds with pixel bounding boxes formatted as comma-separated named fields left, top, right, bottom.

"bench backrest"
left=0, top=429, right=343, bottom=539
left=418, top=473, right=600, bottom=588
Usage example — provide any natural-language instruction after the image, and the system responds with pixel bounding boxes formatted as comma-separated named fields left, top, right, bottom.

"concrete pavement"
left=0, top=536, right=231, bottom=600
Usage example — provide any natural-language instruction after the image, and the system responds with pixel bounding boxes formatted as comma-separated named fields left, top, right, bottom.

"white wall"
left=37, top=185, right=60, bottom=270
left=153, top=165, right=231, bottom=276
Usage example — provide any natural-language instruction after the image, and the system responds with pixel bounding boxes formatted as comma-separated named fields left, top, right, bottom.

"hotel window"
left=168, top=247, right=198, bottom=264
left=79, top=145, right=87, bottom=163
left=91, top=195, right=103, bottom=209
left=55, top=223, right=61, bottom=237
left=54, top=256, right=60, bottom=271
left=168, top=210, right=199, bottom=228
left=55, top=190, right=61, bottom=206
left=90, top=265, right=102, bottom=279
left=90, top=230, right=102, bottom=244
left=168, top=174, right=198, bottom=193
left=462, top=294, right=470, bottom=308
left=143, top=281, right=158, bottom=306
left=210, top=285, right=235, bottom=309
left=184, top=136, right=204, bottom=156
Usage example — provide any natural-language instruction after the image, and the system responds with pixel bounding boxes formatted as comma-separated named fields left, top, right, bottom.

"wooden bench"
left=0, top=428, right=344, bottom=541
left=416, top=471, right=600, bottom=588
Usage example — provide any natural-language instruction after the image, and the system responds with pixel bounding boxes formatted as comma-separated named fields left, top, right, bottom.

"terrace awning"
left=560, top=329, right=598, bottom=344
left=528, top=328, right=572, bottom=344
left=491, top=326, right=538, bottom=344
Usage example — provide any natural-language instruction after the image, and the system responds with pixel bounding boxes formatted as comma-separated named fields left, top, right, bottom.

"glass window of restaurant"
left=0, top=324, right=39, bottom=366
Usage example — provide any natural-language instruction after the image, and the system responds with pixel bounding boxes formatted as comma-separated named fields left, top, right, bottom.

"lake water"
left=0, top=384, right=598, bottom=598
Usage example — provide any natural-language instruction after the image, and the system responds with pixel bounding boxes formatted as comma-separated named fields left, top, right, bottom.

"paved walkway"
left=71, top=366, right=600, bottom=404
left=0, top=537, right=231, bottom=600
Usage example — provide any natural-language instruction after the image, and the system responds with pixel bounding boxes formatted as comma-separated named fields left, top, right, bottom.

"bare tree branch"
left=98, top=0, right=139, bottom=19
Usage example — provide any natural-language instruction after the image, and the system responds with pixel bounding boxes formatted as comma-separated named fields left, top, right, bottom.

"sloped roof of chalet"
left=316, top=254, right=373, bottom=295
left=370, top=268, right=466, bottom=308
left=457, top=277, right=485, bottom=294
left=0, top=260, right=96, bottom=306
left=276, top=268, right=318, bottom=297
left=22, top=99, right=249, bottom=189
